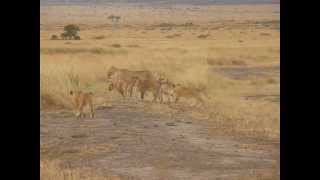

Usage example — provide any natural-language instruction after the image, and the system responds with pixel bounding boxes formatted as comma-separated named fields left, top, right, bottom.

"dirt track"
left=40, top=98, right=279, bottom=180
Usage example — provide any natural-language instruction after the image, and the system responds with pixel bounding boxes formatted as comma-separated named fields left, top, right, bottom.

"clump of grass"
left=157, top=23, right=174, bottom=27
left=250, top=77, right=278, bottom=86
left=92, top=35, right=106, bottom=40
left=145, top=27, right=155, bottom=30
left=260, top=32, right=271, bottom=36
left=198, top=34, right=210, bottom=39
left=110, top=44, right=121, bottom=48
left=207, top=58, right=246, bottom=66
left=266, top=78, right=278, bottom=84
left=157, top=22, right=195, bottom=28
left=160, top=27, right=172, bottom=31
left=127, top=44, right=140, bottom=48
left=166, top=33, right=182, bottom=38
left=183, top=22, right=194, bottom=27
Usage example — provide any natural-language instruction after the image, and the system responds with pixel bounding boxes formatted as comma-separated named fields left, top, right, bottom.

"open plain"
left=41, top=3, right=280, bottom=180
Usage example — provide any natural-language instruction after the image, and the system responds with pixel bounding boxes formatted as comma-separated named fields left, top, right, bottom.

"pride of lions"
left=70, top=66, right=209, bottom=118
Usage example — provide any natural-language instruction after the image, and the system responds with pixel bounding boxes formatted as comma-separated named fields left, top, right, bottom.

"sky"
left=40, top=0, right=279, bottom=6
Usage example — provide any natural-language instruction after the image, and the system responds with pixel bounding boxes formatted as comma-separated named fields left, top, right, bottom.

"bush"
left=62, top=24, right=80, bottom=40
left=198, top=34, right=210, bottom=39
left=111, top=44, right=121, bottom=48
left=74, top=35, right=81, bottom=40
left=50, top=35, right=58, bottom=40
left=60, top=32, right=68, bottom=40
left=93, top=35, right=106, bottom=40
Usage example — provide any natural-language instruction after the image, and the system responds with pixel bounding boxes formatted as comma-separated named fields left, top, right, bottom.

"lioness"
left=134, top=77, right=161, bottom=102
left=173, top=84, right=210, bottom=106
left=158, top=78, right=176, bottom=104
left=108, top=78, right=136, bottom=97
left=69, top=90, right=95, bottom=118
left=107, top=66, right=155, bottom=97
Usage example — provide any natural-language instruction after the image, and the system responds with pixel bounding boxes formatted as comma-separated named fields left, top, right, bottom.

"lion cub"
left=69, top=90, right=95, bottom=118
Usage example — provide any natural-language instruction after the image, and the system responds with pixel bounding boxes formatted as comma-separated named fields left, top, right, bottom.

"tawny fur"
left=107, top=66, right=155, bottom=97
left=158, top=79, right=176, bottom=104
left=69, top=90, right=95, bottom=118
left=173, top=84, right=209, bottom=106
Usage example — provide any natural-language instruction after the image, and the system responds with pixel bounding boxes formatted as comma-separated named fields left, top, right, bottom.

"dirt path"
left=41, top=99, right=279, bottom=180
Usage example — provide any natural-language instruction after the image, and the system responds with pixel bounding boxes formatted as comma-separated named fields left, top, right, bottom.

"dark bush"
left=50, top=35, right=58, bottom=40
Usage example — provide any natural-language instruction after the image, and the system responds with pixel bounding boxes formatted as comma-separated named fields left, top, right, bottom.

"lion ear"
left=69, top=91, right=73, bottom=95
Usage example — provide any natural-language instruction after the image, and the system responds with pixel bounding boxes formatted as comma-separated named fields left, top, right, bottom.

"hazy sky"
left=41, top=0, right=279, bottom=5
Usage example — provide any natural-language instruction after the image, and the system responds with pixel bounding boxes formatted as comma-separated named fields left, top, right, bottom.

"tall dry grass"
left=40, top=44, right=279, bottom=138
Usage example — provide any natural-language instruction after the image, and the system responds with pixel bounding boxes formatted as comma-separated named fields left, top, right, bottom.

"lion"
left=107, top=73, right=139, bottom=97
left=134, top=77, right=162, bottom=102
left=107, top=66, right=156, bottom=97
left=158, top=78, right=176, bottom=104
left=107, top=66, right=154, bottom=80
left=69, top=90, right=95, bottom=118
left=173, top=84, right=210, bottom=106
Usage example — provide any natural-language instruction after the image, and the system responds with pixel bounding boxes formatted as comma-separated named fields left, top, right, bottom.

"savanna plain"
left=40, top=4, right=280, bottom=180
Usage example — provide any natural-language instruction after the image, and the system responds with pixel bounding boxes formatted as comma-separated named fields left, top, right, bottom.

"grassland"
left=41, top=4, right=279, bottom=137
left=41, top=4, right=279, bottom=179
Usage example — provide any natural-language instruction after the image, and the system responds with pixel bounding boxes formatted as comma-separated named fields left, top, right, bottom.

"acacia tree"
left=63, top=24, right=80, bottom=40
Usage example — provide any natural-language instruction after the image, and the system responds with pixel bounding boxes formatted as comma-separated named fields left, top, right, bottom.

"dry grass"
left=198, top=34, right=210, bottom=39
left=40, top=48, right=128, bottom=55
left=40, top=4, right=279, bottom=138
left=110, top=44, right=121, bottom=48
left=207, top=58, right=247, bottom=66
left=92, top=35, right=106, bottom=40
left=40, top=160, right=122, bottom=180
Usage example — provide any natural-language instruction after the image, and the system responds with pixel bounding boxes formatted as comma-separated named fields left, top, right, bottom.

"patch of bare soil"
left=41, top=99, right=279, bottom=180
left=213, top=65, right=280, bottom=80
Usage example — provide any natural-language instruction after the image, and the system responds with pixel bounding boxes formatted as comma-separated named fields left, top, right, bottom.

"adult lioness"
left=134, top=77, right=162, bottom=102
left=107, top=76, right=138, bottom=97
left=107, top=66, right=156, bottom=97
left=69, top=90, right=95, bottom=118
left=158, top=78, right=176, bottom=104
left=173, top=84, right=210, bottom=106
left=107, top=66, right=154, bottom=81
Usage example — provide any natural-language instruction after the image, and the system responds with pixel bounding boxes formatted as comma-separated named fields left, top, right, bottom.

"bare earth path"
left=41, top=99, right=279, bottom=180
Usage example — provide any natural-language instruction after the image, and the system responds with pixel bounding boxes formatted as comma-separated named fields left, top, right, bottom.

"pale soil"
left=41, top=98, right=279, bottom=180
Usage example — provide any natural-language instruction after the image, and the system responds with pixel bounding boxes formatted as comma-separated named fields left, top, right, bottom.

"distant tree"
left=60, top=32, right=68, bottom=40
left=108, top=15, right=121, bottom=25
left=63, top=24, right=80, bottom=40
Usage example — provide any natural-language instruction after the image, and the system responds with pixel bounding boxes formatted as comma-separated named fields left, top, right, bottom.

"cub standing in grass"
left=69, top=90, right=95, bottom=119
